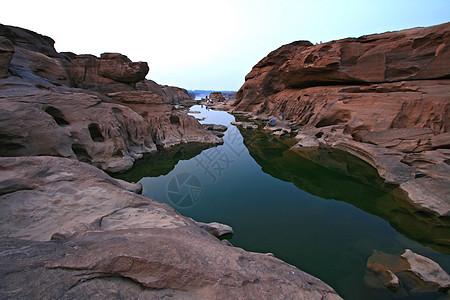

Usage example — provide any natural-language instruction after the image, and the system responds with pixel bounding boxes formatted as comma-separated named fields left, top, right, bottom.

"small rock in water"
left=194, top=220, right=233, bottom=238
left=365, top=249, right=450, bottom=296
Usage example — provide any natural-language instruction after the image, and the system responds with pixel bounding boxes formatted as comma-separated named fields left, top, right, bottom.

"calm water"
left=116, top=105, right=450, bottom=300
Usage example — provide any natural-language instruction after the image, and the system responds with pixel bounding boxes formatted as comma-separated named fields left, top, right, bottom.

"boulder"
left=365, top=249, right=450, bottom=295
left=194, top=220, right=233, bottom=238
left=209, top=91, right=226, bottom=102
left=98, top=52, right=149, bottom=83
left=65, top=52, right=146, bottom=93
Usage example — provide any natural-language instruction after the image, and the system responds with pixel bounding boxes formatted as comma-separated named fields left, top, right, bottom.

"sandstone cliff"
left=0, top=24, right=220, bottom=173
left=233, top=23, right=450, bottom=221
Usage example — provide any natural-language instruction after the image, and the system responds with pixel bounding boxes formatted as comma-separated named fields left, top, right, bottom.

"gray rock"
left=194, top=221, right=233, bottom=238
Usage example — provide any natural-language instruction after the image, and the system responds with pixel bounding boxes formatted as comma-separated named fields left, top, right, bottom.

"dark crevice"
left=169, top=114, right=180, bottom=125
left=71, top=144, right=91, bottom=163
left=44, top=106, right=69, bottom=126
left=88, top=123, right=104, bottom=142
left=286, top=76, right=450, bottom=91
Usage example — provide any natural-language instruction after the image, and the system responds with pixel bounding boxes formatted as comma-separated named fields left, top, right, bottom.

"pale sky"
left=1, top=0, right=449, bottom=90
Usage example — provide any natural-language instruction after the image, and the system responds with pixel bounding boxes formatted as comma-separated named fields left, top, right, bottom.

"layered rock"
left=0, top=156, right=341, bottom=299
left=137, top=80, right=194, bottom=105
left=0, top=23, right=220, bottom=172
left=233, top=22, right=450, bottom=220
left=107, top=91, right=220, bottom=148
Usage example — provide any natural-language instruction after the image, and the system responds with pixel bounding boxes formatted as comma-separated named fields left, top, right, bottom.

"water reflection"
left=113, top=143, right=211, bottom=183
left=113, top=105, right=450, bottom=300
left=239, top=129, right=450, bottom=255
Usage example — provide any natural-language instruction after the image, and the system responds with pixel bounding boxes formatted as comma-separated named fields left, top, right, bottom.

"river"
left=115, top=105, right=450, bottom=300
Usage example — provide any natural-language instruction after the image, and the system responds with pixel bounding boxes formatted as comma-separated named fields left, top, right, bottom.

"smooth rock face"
left=233, top=22, right=450, bottom=219
left=0, top=156, right=341, bottom=299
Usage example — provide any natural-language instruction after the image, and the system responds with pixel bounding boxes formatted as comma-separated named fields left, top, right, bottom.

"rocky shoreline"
left=231, top=22, right=450, bottom=247
left=0, top=24, right=342, bottom=298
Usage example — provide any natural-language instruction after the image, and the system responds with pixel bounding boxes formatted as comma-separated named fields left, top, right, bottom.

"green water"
left=115, top=105, right=450, bottom=300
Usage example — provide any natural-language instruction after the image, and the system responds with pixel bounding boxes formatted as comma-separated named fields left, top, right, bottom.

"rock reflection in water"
left=112, top=143, right=212, bottom=183
left=240, top=129, right=450, bottom=255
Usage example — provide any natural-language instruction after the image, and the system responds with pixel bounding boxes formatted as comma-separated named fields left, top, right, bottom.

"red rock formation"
left=233, top=22, right=450, bottom=218
left=0, top=24, right=220, bottom=172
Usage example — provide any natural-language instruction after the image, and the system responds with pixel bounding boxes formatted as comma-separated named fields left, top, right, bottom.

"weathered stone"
left=0, top=155, right=342, bottom=299
left=0, top=156, right=147, bottom=241
left=0, top=88, right=156, bottom=172
left=209, top=91, right=226, bottom=102
left=194, top=220, right=233, bottom=238
left=365, top=249, right=450, bottom=296
left=0, top=24, right=221, bottom=172
left=98, top=52, right=149, bottom=84
left=277, top=23, right=450, bottom=89
left=202, top=123, right=228, bottom=132
left=0, top=36, right=13, bottom=78
left=231, top=121, right=258, bottom=129
left=108, top=91, right=221, bottom=148
left=233, top=22, right=450, bottom=219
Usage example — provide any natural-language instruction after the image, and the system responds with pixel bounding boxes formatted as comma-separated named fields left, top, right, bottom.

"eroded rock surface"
left=232, top=22, right=450, bottom=222
left=0, top=23, right=220, bottom=172
left=0, top=156, right=341, bottom=299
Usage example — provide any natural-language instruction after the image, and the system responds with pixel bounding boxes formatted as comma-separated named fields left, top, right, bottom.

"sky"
left=1, top=0, right=449, bottom=91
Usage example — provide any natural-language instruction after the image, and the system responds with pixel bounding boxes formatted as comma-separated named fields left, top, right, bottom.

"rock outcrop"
left=233, top=23, right=450, bottom=222
left=0, top=156, right=341, bottom=299
left=0, top=23, right=220, bottom=172
left=209, top=91, right=226, bottom=102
